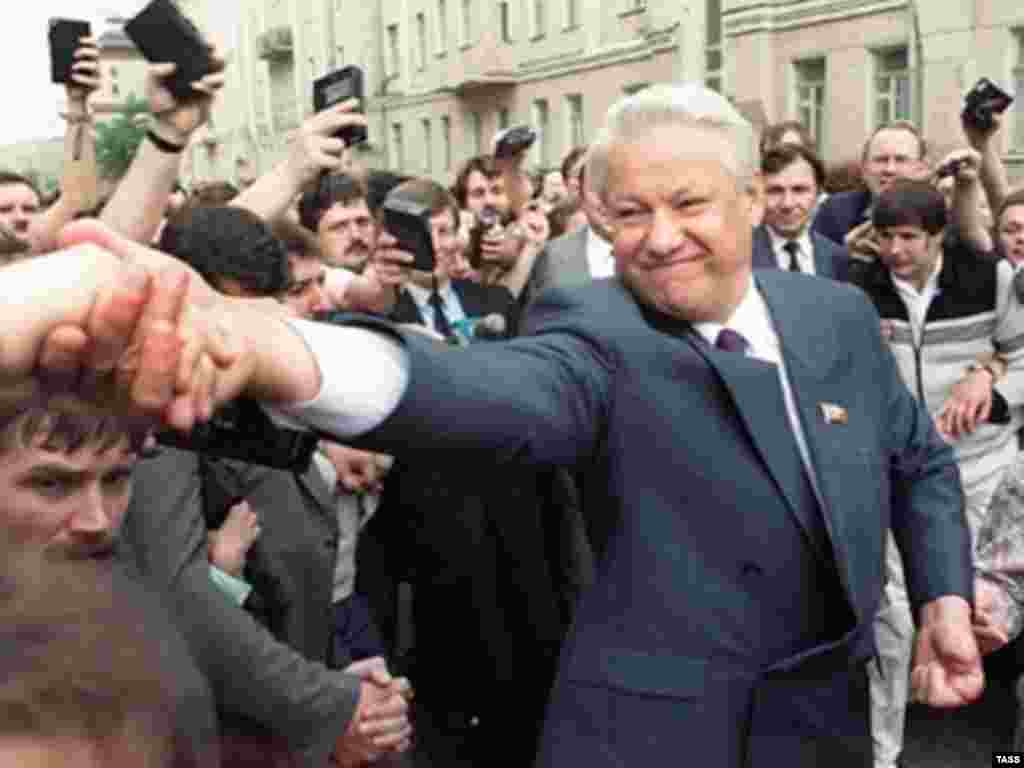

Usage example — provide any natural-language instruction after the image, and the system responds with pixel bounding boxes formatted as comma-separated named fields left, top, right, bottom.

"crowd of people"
left=3, top=21, right=1024, bottom=768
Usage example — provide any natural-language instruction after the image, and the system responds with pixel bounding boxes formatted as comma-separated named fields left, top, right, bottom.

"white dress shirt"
left=693, top=278, right=825, bottom=506
left=890, top=255, right=943, bottom=347
left=766, top=227, right=816, bottom=275
left=272, top=279, right=824, bottom=508
left=403, top=279, right=468, bottom=328
left=585, top=227, right=615, bottom=279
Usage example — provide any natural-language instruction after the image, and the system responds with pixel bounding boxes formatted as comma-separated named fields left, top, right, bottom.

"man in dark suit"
left=372, top=178, right=567, bottom=766
left=29, top=83, right=984, bottom=768
left=754, top=143, right=849, bottom=281
left=526, top=160, right=616, bottom=305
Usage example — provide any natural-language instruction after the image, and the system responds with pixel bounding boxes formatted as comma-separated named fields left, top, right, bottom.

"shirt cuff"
left=209, top=565, right=253, bottom=606
left=266, top=319, right=410, bottom=439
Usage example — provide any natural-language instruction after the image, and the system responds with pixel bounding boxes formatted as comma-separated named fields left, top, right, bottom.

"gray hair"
left=586, top=83, right=759, bottom=201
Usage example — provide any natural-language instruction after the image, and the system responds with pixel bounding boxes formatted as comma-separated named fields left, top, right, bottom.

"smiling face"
left=763, top=155, right=819, bottom=238
left=604, top=122, right=758, bottom=324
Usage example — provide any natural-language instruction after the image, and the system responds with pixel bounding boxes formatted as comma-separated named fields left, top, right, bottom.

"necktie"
left=783, top=240, right=802, bottom=273
left=715, top=328, right=750, bottom=356
left=428, top=288, right=453, bottom=339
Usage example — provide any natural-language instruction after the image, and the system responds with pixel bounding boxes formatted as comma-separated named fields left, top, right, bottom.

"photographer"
left=0, top=35, right=100, bottom=255
left=101, top=54, right=226, bottom=245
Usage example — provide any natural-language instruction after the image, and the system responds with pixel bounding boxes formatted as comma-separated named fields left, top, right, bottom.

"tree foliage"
left=94, top=94, right=151, bottom=180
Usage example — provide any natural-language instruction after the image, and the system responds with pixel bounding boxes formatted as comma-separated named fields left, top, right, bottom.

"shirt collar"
left=692, top=276, right=777, bottom=354
left=890, top=254, right=944, bottom=297
left=766, top=226, right=813, bottom=260
left=405, top=279, right=456, bottom=308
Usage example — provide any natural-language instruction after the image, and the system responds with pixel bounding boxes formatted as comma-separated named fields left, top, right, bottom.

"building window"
left=415, top=13, right=427, bottom=71
left=472, top=112, right=483, bottom=155
left=566, top=94, right=584, bottom=149
left=112, top=83, right=120, bottom=96
left=874, top=47, right=912, bottom=126
left=1014, top=30, right=1024, bottom=150
left=794, top=58, right=826, bottom=150
left=498, top=108, right=511, bottom=130
left=499, top=1, right=512, bottom=44
left=705, top=0, right=722, bottom=93
left=387, top=24, right=401, bottom=77
left=564, top=0, right=579, bottom=29
left=422, top=119, right=433, bottom=172
left=623, top=82, right=649, bottom=96
left=531, top=0, right=546, bottom=39
left=392, top=122, right=405, bottom=170
left=441, top=115, right=452, bottom=170
left=460, top=0, right=473, bottom=46
left=436, top=0, right=448, bottom=53
left=532, top=99, right=550, bottom=167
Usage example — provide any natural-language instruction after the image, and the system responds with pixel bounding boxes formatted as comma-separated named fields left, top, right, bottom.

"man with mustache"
left=300, top=173, right=378, bottom=272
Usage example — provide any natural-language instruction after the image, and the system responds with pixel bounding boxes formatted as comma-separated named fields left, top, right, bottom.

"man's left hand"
left=911, top=595, right=984, bottom=708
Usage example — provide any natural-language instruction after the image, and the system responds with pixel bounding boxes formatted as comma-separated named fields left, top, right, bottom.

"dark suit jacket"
left=524, top=225, right=591, bottom=305
left=752, top=225, right=851, bottom=281
left=812, top=188, right=873, bottom=246
left=351, top=271, right=971, bottom=767
left=391, top=277, right=519, bottom=337
left=122, top=447, right=359, bottom=767
left=374, top=276, right=568, bottom=762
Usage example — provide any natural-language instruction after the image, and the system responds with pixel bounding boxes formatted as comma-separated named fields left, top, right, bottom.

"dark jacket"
left=349, top=272, right=970, bottom=767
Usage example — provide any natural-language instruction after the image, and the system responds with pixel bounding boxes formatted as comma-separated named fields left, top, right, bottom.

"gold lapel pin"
left=820, top=402, right=848, bottom=425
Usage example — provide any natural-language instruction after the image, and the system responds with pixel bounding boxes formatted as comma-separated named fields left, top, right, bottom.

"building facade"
left=725, top=0, right=1024, bottom=177
left=4, top=1, right=1023, bottom=188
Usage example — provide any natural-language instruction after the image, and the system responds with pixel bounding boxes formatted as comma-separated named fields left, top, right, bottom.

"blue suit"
left=350, top=271, right=970, bottom=767
left=812, top=189, right=873, bottom=247
left=752, top=224, right=851, bottom=282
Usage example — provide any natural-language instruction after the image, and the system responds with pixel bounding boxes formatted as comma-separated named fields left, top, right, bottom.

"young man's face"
left=876, top=224, right=942, bottom=288
left=463, top=171, right=509, bottom=216
left=762, top=156, right=819, bottom=238
left=0, top=183, right=41, bottom=238
left=0, top=435, right=136, bottom=559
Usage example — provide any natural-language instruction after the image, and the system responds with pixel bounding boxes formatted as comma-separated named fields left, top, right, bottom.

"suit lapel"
left=757, top=275, right=854, bottom=595
left=751, top=226, right=776, bottom=270
left=682, top=333, right=830, bottom=563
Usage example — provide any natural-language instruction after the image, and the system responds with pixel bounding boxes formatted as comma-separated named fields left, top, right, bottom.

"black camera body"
left=124, top=0, right=221, bottom=102
left=962, top=78, right=1014, bottom=132
left=381, top=193, right=436, bottom=272
left=155, top=399, right=317, bottom=473
left=48, top=18, right=91, bottom=85
left=313, top=66, right=367, bottom=147
left=494, top=125, right=537, bottom=159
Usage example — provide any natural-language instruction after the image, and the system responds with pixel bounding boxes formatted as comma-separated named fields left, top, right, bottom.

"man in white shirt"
left=20, top=83, right=984, bottom=768
left=850, top=178, right=1024, bottom=768
left=751, top=144, right=849, bottom=281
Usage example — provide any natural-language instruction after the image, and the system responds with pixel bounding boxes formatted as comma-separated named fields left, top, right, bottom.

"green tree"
left=94, top=94, right=151, bottom=180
